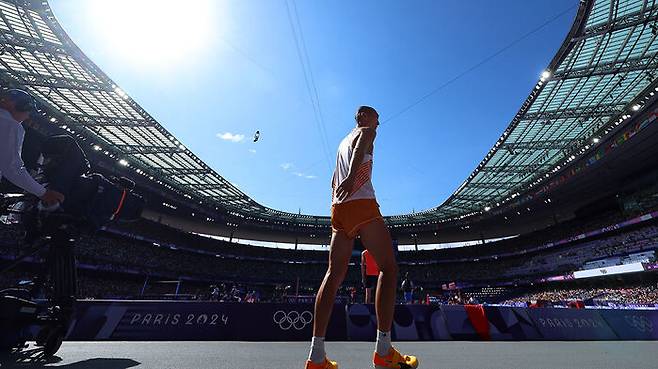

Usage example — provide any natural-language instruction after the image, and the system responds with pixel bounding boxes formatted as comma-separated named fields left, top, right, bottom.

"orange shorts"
left=331, top=199, right=383, bottom=239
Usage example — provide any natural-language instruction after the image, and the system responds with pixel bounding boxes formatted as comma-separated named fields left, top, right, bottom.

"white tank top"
left=332, top=128, right=376, bottom=205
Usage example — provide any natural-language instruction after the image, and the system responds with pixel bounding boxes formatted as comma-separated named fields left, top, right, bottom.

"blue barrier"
left=66, top=301, right=658, bottom=341
left=439, top=305, right=481, bottom=340
left=67, top=301, right=346, bottom=341
left=598, top=309, right=658, bottom=340
left=525, top=308, right=618, bottom=340
left=345, top=305, right=545, bottom=341
left=483, top=306, right=542, bottom=340
left=345, top=304, right=443, bottom=341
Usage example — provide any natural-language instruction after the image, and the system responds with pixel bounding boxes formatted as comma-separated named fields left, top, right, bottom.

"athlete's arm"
left=335, top=128, right=375, bottom=201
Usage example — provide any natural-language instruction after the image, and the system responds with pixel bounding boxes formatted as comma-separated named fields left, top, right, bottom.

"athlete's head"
left=355, top=105, right=379, bottom=128
left=0, top=88, right=36, bottom=123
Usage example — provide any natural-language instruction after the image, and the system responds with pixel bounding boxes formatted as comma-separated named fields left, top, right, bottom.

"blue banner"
left=346, top=304, right=449, bottom=341
left=68, top=301, right=346, bottom=341
left=525, top=308, right=617, bottom=340
left=67, top=301, right=658, bottom=341
left=483, top=307, right=542, bottom=340
left=439, top=305, right=480, bottom=340
left=599, top=309, right=658, bottom=340
left=345, top=304, right=378, bottom=341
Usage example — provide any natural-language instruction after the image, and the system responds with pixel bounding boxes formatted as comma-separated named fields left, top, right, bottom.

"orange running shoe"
left=304, top=357, right=338, bottom=369
left=373, top=347, right=419, bottom=369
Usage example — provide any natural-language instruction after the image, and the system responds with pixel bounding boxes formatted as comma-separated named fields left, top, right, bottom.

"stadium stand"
left=4, top=191, right=658, bottom=304
left=501, top=282, right=658, bottom=307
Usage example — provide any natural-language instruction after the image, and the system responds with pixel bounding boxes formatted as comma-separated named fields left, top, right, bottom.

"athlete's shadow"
left=0, top=348, right=140, bottom=368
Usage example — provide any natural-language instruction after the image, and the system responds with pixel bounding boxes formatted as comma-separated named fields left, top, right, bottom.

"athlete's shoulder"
left=356, top=126, right=376, bottom=134
left=355, top=126, right=376, bottom=139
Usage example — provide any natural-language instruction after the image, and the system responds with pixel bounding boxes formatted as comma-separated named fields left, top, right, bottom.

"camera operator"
left=0, top=89, right=64, bottom=206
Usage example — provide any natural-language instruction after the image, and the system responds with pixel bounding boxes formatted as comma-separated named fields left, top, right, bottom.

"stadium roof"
left=394, top=0, right=658, bottom=224
left=0, top=0, right=657, bottom=230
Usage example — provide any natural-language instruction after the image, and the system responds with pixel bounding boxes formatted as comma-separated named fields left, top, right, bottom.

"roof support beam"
left=501, top=139, right=572, bottom=151
left=522, top=103, right=626, bottom=121
left=159, top=168, right=209, bottom=175
left=467, top=182, right=521, bottom=190
left=443, top=203, right=477, bottom=212
left=116, top=145, right=184, bottom=155
left=0, top=35, right=74, bottom=60
left=184, top=183, right=230, bottom=190
left=573, top=9, right=658, bottom=42
left=479, top=164, right=552, bottom=174
left=0, top=67, right=107, bottom=91
left=551, top=54, right=658, bottom=81
left=209, top=195, right=250, bottom=203
left=71, top=115, right=150, bottom=127
left=454, top=193, right=498, bottom=201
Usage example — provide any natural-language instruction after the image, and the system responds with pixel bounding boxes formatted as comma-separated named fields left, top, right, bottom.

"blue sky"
left=50, top=0, right=578, bottom=217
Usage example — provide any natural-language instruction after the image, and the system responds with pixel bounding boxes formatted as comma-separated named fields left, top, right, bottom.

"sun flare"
left=85, top=0, right=220, bottom=68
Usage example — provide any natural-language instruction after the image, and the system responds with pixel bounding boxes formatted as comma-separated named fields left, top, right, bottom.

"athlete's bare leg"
left=312, top=230, right=354, bottom=337
left=365, top=287, right=373, bottom=304
left=359, top=218, right=398, bottom=332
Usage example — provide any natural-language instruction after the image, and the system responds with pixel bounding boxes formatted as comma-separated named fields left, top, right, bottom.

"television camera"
left=0, top=135, right=144, bottom=357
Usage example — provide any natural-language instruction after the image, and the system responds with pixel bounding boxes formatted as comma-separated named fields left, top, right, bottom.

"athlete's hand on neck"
left=335, top=176, right=355, bottom=202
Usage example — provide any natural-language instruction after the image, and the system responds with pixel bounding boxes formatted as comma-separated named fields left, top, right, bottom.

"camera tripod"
left=0, top=194, right=78, bottom=358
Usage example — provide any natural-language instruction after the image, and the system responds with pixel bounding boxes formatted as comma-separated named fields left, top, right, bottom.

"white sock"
left=376, top=330, right=391, bottom=356
left=308, top=336, right=326, bottom=364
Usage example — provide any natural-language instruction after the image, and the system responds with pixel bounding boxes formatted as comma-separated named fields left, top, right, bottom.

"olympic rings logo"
left=624, top=315, right=654, bottom=333
left=273, top=310, right=313, bottom=331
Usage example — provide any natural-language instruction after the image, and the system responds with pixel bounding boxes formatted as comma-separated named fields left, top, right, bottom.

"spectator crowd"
left=2, top=204, right=658, bottom=304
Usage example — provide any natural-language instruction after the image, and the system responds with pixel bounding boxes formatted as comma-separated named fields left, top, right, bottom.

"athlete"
left=362, top=248, right=379, bottom=304
left=401, top=272, right=414, bottom=305
left=305, top=106, right=418, bottom=369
